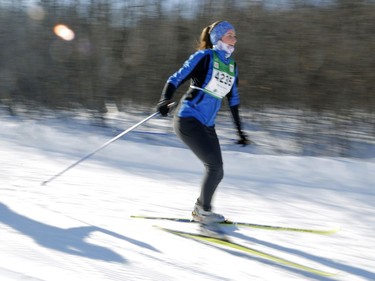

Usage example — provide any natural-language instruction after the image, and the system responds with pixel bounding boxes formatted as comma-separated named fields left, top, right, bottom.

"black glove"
left=157, top=99, right=172, bottom=116
left=237, top=130, right=250, bottom=146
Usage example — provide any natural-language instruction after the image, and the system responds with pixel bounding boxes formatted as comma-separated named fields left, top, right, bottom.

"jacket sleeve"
left=159, top=50, right=210, bottom=101
left=230, top=104, right=242, bottom=132
left=227, top=64, right=242, bottom=132
left=160, top=83, right=176, bottom=101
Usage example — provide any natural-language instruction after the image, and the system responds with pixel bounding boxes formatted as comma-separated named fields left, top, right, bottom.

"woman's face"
left=221, top=30, right=237, bottom=46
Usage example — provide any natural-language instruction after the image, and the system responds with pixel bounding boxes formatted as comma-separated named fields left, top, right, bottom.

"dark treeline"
left=0, top=0, right=374, bottom=115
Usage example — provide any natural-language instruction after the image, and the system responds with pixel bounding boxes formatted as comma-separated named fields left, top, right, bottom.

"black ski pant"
left=174, top=116, right=223, bottom=211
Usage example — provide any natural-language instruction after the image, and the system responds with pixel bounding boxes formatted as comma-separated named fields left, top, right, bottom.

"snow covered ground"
left=1, top=107, right=375, bottom=281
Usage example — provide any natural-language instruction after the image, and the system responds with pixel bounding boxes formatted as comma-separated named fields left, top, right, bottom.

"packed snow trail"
left=1, top=112, right=375, bottom=281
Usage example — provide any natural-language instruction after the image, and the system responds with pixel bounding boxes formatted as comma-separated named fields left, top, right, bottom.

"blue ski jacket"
left=161, top=49, right=240, bottom=127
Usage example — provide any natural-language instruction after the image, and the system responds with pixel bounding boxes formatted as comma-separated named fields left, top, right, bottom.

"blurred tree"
left=0, top=0, right=374, bottom=156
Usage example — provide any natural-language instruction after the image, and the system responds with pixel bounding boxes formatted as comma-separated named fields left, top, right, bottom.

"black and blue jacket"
left=161, top=48, right=242, bottom=130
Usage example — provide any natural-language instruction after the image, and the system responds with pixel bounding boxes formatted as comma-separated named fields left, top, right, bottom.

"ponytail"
left=196, top=25, right=212, bottom=50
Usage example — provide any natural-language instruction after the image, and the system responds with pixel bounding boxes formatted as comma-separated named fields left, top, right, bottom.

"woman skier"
left=157, top=20, right=249, bottom=229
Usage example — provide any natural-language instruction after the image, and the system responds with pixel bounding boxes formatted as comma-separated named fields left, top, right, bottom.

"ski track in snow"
left=1, top=110, right=375, bottom=281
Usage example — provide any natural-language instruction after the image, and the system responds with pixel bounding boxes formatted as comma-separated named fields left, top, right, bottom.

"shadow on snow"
left=0, top=202, right=158, bottom=263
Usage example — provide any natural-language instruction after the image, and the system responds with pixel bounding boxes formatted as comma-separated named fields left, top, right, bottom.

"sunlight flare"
left=54, top=24, right=75, bottom=41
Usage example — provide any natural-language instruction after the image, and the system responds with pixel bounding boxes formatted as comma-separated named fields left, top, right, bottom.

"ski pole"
left=42, top=102, right=176, bottom=186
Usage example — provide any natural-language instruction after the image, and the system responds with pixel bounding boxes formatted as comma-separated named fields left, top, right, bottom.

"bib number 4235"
left=215, top=71, right=233, bottom=87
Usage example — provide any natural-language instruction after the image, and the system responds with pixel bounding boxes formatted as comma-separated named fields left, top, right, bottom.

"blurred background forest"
left=0, top=0, right=374, bottom=156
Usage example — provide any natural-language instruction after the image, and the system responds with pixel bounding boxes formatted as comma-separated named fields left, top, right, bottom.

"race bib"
left=204, top=52, right=235, bottom=99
